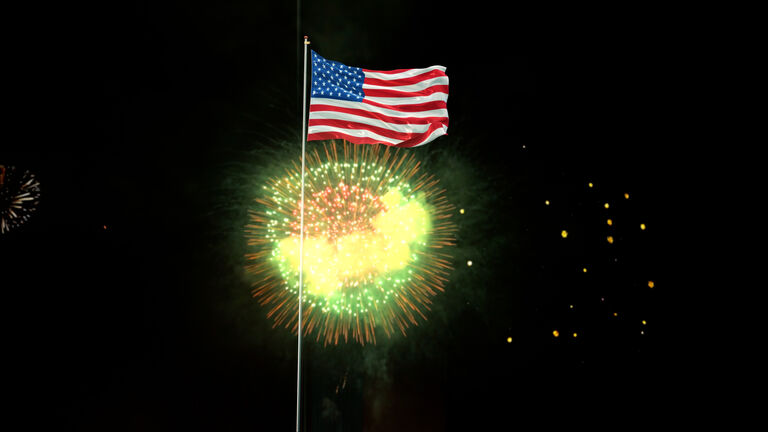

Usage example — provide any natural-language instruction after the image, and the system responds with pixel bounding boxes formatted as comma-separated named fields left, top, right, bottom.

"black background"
left=3, top=1, right=684, bottom=430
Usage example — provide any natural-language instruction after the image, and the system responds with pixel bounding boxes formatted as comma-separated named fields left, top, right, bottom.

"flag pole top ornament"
left=304, top=35, right=310, bottom=45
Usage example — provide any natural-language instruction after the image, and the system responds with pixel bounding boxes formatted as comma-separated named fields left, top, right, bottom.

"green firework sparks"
left=245, top=141, right=456, bottom=345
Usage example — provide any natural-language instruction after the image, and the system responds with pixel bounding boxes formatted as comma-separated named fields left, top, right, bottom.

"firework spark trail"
left=0, top=165, right=41, bottom=235
left=245, top=141, right=456, bottom=345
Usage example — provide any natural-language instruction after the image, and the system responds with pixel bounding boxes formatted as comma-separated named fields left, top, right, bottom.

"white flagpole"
left=296, top=35, right=309, bottom=432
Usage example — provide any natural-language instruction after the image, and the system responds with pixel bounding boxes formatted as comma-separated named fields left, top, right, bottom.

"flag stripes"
left=307, top=51, right=449, bottom=148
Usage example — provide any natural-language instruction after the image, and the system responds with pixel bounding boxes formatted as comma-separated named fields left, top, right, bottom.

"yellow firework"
left=245, top=141, right=455, bottom=345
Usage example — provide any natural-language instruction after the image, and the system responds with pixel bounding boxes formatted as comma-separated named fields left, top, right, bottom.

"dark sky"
left=3, top=1, right=681, bottom=430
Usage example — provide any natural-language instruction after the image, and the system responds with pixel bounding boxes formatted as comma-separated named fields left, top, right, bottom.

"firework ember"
left=245, top=141, right=456, bottom=345
left=0, top=165, right=41, bottom=234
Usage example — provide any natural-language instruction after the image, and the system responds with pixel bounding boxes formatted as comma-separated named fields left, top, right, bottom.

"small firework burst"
left=245, top=141, right=456, bottom=345
left=0, top=165, right=41, bottom=234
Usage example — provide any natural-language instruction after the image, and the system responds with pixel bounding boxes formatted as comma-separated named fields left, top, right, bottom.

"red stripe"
left=394, top=122, right=448, bottom=148
left=309, top=119, right=423, bottom=141
left=364, top=69, right=447, bottom=87
left=361, top=99, right=447, bottom=112
left=364, top=85, right=449, bottom=98
left=310, top=104, right=447, bottom=125
left=307, top=131, right=395, bottom=146
left=362, top=68, right=412, bottom=75
left=307, top=122, right=446, bottom=148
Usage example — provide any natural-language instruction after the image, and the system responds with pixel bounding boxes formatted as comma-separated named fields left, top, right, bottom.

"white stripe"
left=310, top=97, right=448, bottom=119
left=309, top=111, right=431, bottom=134
left=364, top=66, right=446, bottom=81
left=307, top=125, right=398, bottom=145
left=365, top=92, right=448, bottom=105
left=412, top=125, right=448, bottom=147
left=362, top=76, right=449, bottom=93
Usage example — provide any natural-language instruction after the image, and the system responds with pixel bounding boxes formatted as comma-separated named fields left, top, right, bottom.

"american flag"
left=307, top=50, right=449, bottom=148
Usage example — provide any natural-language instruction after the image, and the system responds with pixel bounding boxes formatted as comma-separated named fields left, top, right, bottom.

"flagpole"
left=296, top=35, right=309, bottom=432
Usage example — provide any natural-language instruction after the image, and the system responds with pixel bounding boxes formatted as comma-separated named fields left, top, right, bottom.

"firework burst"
left=245, top=141, right=456, bottom=345
left=0, top=165, right=41, bottom=234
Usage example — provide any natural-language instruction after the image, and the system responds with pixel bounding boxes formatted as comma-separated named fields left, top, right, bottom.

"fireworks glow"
left=0, top=165, right=41, bottom=235
left=245, top=141, right=456, bottom=345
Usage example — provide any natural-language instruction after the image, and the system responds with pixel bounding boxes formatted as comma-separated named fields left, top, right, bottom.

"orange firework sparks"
left=245, top=141, right=456, bottom=345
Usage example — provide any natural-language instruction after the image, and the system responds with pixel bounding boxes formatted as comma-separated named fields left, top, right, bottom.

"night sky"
left=4, top=1, right=681, bottom=430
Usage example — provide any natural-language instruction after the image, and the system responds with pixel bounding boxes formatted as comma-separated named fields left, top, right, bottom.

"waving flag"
left=307, top=51, right=449, bottom=148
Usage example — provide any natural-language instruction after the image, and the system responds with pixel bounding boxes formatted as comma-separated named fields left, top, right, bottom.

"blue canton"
left=311, top=50, right=365, bottom=102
